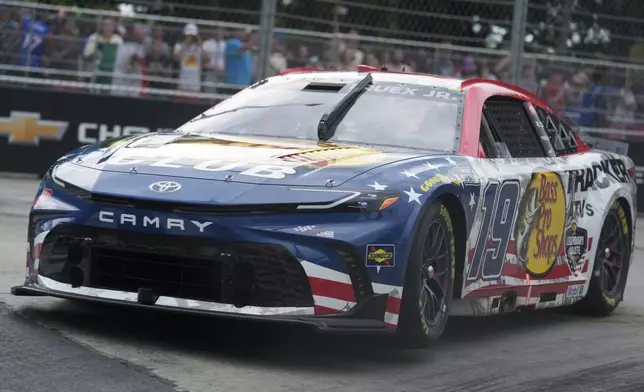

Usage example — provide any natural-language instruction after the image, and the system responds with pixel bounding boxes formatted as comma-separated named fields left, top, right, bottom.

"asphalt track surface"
left=2, top=176, right=644, bottom=392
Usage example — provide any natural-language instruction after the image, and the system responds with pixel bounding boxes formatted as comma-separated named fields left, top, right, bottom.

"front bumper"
left=11, top=279, right=395, bottom=334
left=23, top=181, right=409, bottom=332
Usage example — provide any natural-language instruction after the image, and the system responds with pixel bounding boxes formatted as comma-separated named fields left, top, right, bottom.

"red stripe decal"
left=34, top=244, right=43, bottom=260
left=386, top=296, right=402, bottom=314
left=26, top=251, right=30, bottom=268
left=384, top=322, right=397, bottom=329
left=308, top=277, right=356, bottom=302
left=314, top=305, right=340, bottom=315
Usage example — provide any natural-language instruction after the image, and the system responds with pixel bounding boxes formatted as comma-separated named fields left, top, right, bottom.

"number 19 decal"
left=467, top=180, right=520, bottom=281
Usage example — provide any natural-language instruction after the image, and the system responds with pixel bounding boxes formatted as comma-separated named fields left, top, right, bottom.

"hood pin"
left=224, top=174, right=233, bottom=182
left=129, top=167, right=138, bottom=174
left=325, top=179, right=335, bottom=188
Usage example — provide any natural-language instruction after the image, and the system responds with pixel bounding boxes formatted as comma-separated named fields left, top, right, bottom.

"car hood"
left=73, top=133, right=437, bottom=187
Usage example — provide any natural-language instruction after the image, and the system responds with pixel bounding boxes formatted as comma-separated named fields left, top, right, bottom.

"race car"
left=12, top=66, right=637, bottom=348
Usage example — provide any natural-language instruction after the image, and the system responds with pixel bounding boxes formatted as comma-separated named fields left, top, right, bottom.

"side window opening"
left=534, top=106, right=578, bottom=155
left=482, top=97, right=546, bottom=158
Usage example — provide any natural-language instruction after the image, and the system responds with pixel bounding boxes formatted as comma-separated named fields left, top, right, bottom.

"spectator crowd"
left=1, top=6, right=643, bottom=134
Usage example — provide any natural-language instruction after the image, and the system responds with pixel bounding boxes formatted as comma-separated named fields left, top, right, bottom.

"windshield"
left=178, top=78, right=465, bottom=151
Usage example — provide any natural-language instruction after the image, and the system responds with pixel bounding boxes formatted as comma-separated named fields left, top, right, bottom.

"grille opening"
left=91, top=247, right=222, bottom=302
left=37, top=225, right=314, bottom=308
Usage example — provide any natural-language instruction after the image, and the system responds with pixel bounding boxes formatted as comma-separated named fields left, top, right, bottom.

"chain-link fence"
left=3, top=0, right=644, bottom=145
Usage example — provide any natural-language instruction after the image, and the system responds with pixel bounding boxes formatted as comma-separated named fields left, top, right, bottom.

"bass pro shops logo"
left=0, top=111, right=68, bottom=145
left=514, top=172, right=566, bottom=277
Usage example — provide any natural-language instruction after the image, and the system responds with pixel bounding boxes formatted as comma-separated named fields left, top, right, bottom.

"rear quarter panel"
left=458, top=150, right=635, bottom=311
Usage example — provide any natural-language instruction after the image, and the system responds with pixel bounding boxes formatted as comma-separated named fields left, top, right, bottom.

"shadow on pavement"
left=15, top=298, right=579, bottom=372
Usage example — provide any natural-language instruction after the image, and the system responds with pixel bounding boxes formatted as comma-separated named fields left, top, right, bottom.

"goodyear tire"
left=397, top=201, right=455, bottom=348
left=574, top=201, right=631, bottom=316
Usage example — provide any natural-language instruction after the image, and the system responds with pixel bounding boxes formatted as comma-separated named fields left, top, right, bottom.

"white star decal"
left=423, top=162, right=446, bottom=172
left=468, top=192, right=476, bottom=211
left=401, top=169, right=419, bottom=179
left=404, top=187, right=422, bottom=205
left=444, top=156, right=458, bottom=166
left=368, top=181, right=388, bottom=191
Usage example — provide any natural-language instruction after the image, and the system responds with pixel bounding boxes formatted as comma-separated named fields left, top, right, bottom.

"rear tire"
left=396, top=201, right=456, bottom=348
left=574, top=201, right=631, bottom=316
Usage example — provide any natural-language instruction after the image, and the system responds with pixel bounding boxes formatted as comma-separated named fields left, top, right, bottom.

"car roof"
left=276, top=68, right=550, bottom=111
left=274, top=70, right=464, bottom=90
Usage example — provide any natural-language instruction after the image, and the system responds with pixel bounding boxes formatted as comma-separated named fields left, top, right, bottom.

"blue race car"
left=13, top=69, right=637, bottom=348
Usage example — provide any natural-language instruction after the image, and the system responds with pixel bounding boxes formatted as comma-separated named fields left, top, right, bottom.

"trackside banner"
left=0, top=85, right=210, bottom=175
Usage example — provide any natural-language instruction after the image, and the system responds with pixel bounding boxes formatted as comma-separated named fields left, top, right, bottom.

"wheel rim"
left=597, top=209, right=628, bottom=296
left=420, top=219, right=451, bottom=327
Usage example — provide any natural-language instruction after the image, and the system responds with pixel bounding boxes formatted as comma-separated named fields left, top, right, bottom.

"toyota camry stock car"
left=12, top=66, right=637, bottom=348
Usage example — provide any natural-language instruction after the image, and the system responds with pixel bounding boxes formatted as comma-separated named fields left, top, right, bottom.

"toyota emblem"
left=149, top=181, right=182, bottom=193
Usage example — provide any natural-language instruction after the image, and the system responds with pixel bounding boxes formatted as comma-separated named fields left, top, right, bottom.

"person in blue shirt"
left=224, top=29, right=256, bottom=88
left=17, top=12, right=51, bottom=68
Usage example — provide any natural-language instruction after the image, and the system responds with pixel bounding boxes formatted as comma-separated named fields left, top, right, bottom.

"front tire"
left=397, top=201, right=456, bottom=348
left=574, top=201, right=631, bottom=316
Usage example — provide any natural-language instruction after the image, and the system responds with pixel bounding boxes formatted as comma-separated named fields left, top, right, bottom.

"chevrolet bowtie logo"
left=0, top=111, right=68, bottom=145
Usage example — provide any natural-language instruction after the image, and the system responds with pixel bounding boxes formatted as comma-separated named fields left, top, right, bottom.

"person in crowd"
left=612, top=83, right=637, bottom=128
left=267, top=38, right=288, bottom=77
left=144, top=27, right=169, bottom=57
left=385, top=49, right=412, bottom=72
left=434, top=41, right=458, bottom=77
left=83, top=17, right=123, bottom=86
left=224, top=28, right=254, bottom=88
left=173, top=23, right=208, bottom=92
left=518, top=64, right=538, bottom=93
left=364, top=52, right=380, bottom=69
left=478, top=62, right=498, bottom=80
left=460, top=55, right=478, bottom=78
left=338, top=48, right=357, bottom=70
left=564, top=70, right=590, bottom=125
left=17, top=10, right=51, bottom=71
left=47, top=16, right=80, bottom=79
left=329, top=5, right=363, bottom=68
left=288, top=44, right=311, bottom=68
left=111, top=24, right=147, bottom=96
left=145, top=38, right=172, bottom=91
left=202, top=26, right=226, bottom=93
left=539, top=70, right=568, bottom=111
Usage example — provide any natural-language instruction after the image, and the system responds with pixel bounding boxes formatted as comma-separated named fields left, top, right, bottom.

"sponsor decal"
left=567, top=158, right=631, bottom=193
left=565, top=222, right=588, bottom=273
left=362, top=83, right=465, bottom=101
left=279, top=147, right=384, bottom=168
left=514, top=172, right=566, bottom=277
left=98, top=211, right=212, bottom=233
left=293, top=225, right=315, bottom=232
left=366, top=244, right=395, bottom=271
left=566, top=284, right=585, bottom=299
left=571, top=200, right=594, bottom=218
left=419, top=174, right=462, bottom=192
left=0, top=111, right=68, bottom=144
left=107, top=156, right=299, bottom=180
left=316, top=231, right=335, bottom=239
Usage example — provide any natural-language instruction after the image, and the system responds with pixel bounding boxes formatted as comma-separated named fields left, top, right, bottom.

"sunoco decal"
left=366, top=244, right=395, bottom=272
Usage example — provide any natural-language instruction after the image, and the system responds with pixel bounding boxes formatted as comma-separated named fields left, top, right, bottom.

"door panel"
left=461, top=151, right=634, bottom=310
